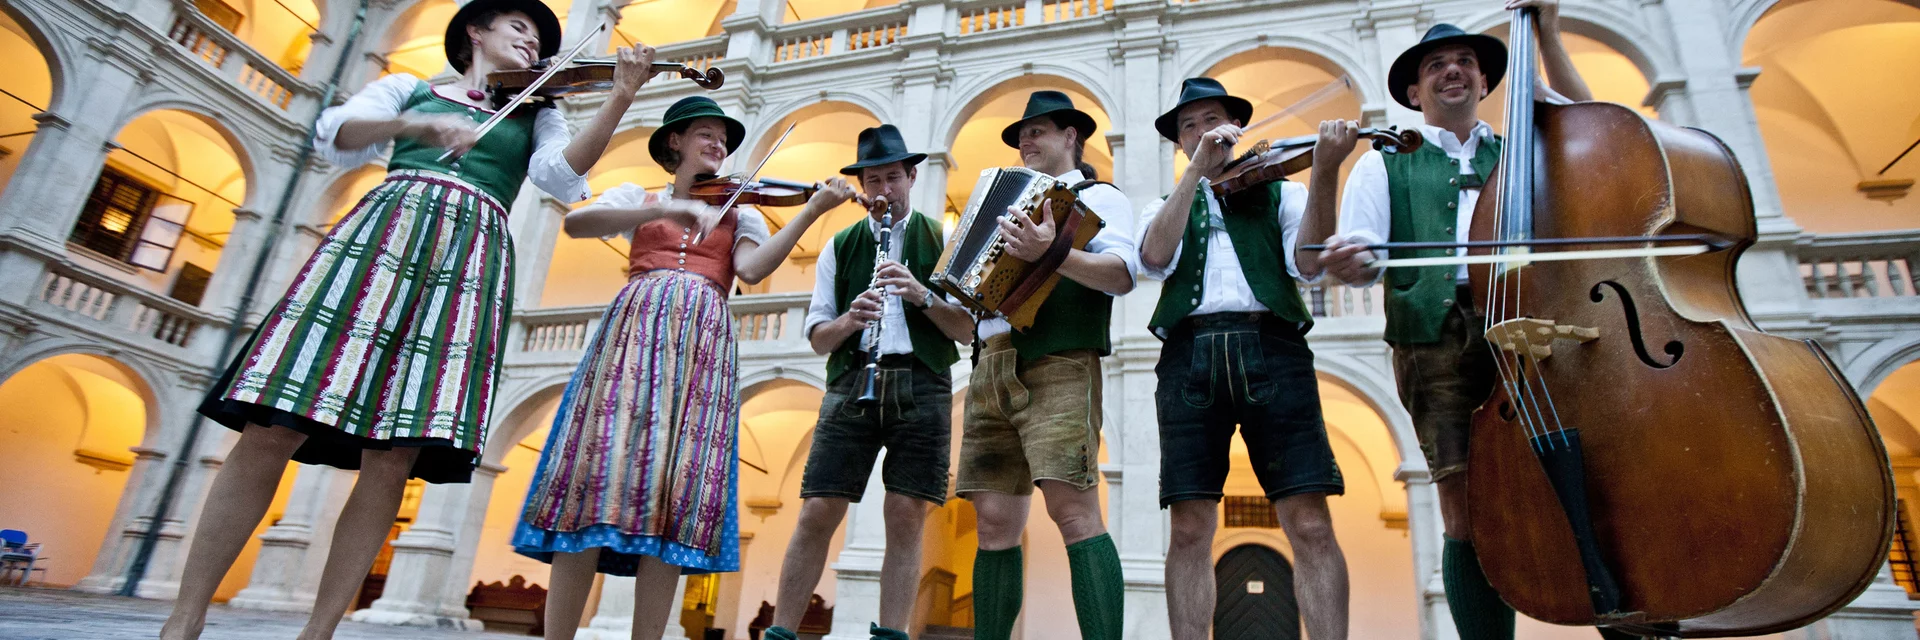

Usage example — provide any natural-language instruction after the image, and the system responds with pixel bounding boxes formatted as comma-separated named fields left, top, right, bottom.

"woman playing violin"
left=512, top=96, right=855, bottom=638
left=163, top=2, right=651, bottom=639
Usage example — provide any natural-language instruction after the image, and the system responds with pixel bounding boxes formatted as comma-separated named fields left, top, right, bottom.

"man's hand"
left=400, top=113, right=480, bottom=157
left=873, top=260, right=930, bottom=307
left=1320, top=235, right=1381, bottom=285
left=1190, top=123, right=1243, bottom=178
left=809, top=177, right=858, bottom=213
left=843, top=289, right=883, bottom=324
left=1507, top=0, right=1562, bottom=35
left=1312, top=120, right=1359, bottom=170
left=610, top=44, right=656, bottom=96
left=998, top=200, right=1058, bottom=262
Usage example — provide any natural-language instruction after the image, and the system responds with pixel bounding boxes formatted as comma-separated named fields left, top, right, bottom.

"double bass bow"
left=1453, top=8, right=1892, bottom=636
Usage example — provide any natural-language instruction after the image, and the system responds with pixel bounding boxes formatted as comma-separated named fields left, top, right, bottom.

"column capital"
left=1734, top=66, right=1763, bottom=90
left=30, top=112, right=71, bottom=131
left=230, top=207, right=263, bottom=223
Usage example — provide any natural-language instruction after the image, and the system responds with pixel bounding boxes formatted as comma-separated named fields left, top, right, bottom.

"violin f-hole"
left=1589, top=281, right=1683, bottom=369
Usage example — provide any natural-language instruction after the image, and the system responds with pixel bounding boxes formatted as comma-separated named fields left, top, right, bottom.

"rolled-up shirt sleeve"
left=1135, top=195, right=1180, bottom=281
left=312, top=74, right=417, bottom=167
left=527, top=108, right=593, bottom=203
left=1335, top=150, right=1392, bottom=286
left=1277, top=181, right=1320, bottom=284
left=804, top=239, right=841, bottom=339
left=1079, top=183, right=1140, bottom=290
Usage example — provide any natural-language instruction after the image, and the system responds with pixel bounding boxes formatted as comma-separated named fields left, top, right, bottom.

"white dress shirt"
left=313, top=74, right=594, bottom=203
left=1336, top=121, right=1497, bottom=284
left=1138, top=179, right=1315, bottom=318
left=591, top=183, right=769, bottom=248
left=975, top=169, right=1140, bottom=340
left=804, top=215, right=919, bottom=356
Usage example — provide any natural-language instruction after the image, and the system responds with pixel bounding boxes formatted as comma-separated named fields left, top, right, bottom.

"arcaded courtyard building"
left=0, top=0, right=1918, bottom=638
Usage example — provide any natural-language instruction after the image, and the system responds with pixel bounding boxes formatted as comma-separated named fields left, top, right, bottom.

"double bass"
left=1459, top=8, right=1893, bottom=636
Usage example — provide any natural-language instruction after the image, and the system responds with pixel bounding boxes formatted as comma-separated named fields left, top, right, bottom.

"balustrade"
left=32, top=265, right=217, bottom=350
left=164, top=7, right=305, bottom=110
left=1796, top=231, right=1920, bottom=300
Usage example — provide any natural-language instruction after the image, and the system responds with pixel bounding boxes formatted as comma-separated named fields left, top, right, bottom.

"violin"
left=1210, top=127, right=1421, bottom=197
left=684, top=176, right=819, bottom=208
left=1458, top=8, right=1891, bottom=635
left=486, top=59, right=724, bottom=108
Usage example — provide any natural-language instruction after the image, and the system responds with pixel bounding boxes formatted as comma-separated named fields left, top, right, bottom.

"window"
left=70, top=166, right=193, bottom=272
left=1890, top=499, right=1920, bottom=599
left=169, top=263, right=213, bottom=306
left=194, top=0, right=244, bottom=33
left=1222, top=495, right=1279, bottom=529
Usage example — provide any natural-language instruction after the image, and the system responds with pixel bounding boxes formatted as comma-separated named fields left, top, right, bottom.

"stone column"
left=1398, top=467, right=1454, bottom=640
left=0, top=38, right=148, bottom=304
left=580, top=574, right=691, bottom=640
left=229, top=465, right=354, bottom=611
left=73, top=446, right=171, bottom=594
left=196, top=207, right=267, bottom=317
left=712, top=533, right=754, bottom=638
left=349, top=476, right=487, bottom=630
left=510, top=193, right=568, bottom=309
left=130, top=421, right=238, bottom=600
left=890, top=15, right=952, bottom=219
left=1355, top=6, right=1432, bottom=132
left=826, top=468, right=889, bottom=640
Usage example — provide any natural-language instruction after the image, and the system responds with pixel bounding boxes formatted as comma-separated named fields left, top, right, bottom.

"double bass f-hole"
left=1590, top=281, right=1684, bottom=369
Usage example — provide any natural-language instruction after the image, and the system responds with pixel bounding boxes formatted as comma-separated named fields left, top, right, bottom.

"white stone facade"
left=0, top=0, right=1917, bottom=638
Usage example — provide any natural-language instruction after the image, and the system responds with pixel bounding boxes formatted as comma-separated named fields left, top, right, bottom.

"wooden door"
left=1213, top=544, right=1300, bottom=640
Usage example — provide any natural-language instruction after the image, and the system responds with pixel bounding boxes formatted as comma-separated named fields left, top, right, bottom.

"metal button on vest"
left=1449, top=177, right=1458, bottom=185
left=1445, top=226, right=1454, bottom=234
left=1446, top=201, right=1457, bottom=209
left=1190, top=298, right=1199, bottom=305
left=1443, top=298, right=1455, bottom=307
left=1193, top=284, right=1202, bottom=292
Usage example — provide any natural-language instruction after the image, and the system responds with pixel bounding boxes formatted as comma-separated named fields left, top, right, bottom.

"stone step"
left=921, top=625, right=972, bottom=640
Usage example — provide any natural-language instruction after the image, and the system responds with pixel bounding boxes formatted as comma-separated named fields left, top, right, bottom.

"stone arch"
left=1729, top=0, right=1920, bottom=56
left=0, top=350, right=166, bottom=586
left=1847, top=336, right=1920, bottom=398
left=481, top=375, right=573, bottom=466
left=737, top=98, right=887, bottom=293
left=105, top=102, right=261, bottom=205
left=1179, top=37, right=1385, bottom=109
left=1313, top=355, right=1420, bottom=468
left=1454, top=8, right=1677, bottom=85
left=308, top=164, right=387, bottom=227
left=937, top=65, right=1119, bottom=151
left=0, top=341, right=174, bottom=444
left=1213, top=531, right=1293, bottom=563
left=0, top=1, right=69, bottom=113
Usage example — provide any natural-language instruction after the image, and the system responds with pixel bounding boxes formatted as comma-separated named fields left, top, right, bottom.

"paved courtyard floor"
left=0, top=587, right=528, bottom=640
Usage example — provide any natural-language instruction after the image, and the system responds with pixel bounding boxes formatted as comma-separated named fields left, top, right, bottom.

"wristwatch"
left=912, top=290, right=934, bottom=308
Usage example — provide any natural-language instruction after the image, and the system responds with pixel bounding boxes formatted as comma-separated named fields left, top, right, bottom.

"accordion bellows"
left=933, top=167, right=1103, bottom=330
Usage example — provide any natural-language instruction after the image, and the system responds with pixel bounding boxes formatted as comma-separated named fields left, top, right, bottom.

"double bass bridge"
left=1485, top=318, right=1600, bottom=360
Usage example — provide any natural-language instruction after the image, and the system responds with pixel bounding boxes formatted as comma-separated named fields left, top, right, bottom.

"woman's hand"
left=399, top=113, right=480, bottom=157
left=662, top=198, right=725, bottom=238
left=610, top=44, right=655, bottom=97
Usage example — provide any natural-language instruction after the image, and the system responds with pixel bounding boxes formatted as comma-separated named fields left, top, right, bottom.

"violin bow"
left=694, top=122, right=799, bottom=244
left=1237, top=74, right=1353, bottom=141
left=1301, top=234, right=1732, bottom=267
left=437, top=23, right=608, bottom=162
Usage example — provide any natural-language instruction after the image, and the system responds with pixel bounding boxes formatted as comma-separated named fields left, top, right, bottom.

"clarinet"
left=854, top=196, right=893, bottom=406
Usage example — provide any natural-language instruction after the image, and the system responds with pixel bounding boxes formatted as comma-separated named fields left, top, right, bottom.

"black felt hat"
left=1155, top=77, right=1254, bottom=143
left=1389, top=23, right=1507, bottom=111
left=839, top=125, right=928, bottom=175
left=443, top=0, right=562, bottom=74
left=1000, top=91, right=1098, bottom=149
left=648, top=96, right=745, bottom=168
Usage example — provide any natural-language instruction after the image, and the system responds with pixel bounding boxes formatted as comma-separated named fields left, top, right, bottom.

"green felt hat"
left=1000, top=90, right=1097, bottom=149
left=840, top=125, right=928, bottom=175
left=648, top=96, right=745, bottom=168
left=1155, top=77, right=1254, bottom=143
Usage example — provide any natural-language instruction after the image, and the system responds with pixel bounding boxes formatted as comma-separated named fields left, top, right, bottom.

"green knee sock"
left=1443, top=537, right=1515, bottom=640
left=1066, top=533, right=1124, bottom=640
left=764, top=626, right=798, bottom=640
left=870, top=621, right=911, bottom=640
left=973, top=546, right=1023, bottom=640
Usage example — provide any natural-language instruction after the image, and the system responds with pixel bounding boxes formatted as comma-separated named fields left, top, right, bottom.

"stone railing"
left=1797, top=230, right=1920, bottom=301
left=657, top=35, right=727, bottom=81
left=950, top=0, right=1112, bottom=35
left=1300, top=280, right=1384, bottom=318
left=32, top=264, right=221, bottom=351
left=508, top=292, right=815, bottom=363
left=767, top=5, right=911, bottom=63
left=164, top=4, right=306, bottom=110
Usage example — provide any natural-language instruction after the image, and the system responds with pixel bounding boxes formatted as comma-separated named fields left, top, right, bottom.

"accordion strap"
left=997, top=200, right=1087, bottom=317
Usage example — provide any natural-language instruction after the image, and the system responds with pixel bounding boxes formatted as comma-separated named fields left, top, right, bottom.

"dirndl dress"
left=512, top=184, right=767, bottom=575
left=197, top=74, right=591, bottom=483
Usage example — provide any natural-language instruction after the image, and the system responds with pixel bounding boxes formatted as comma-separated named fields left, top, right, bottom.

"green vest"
left=387, top=80, right=536, bottom=205
left=1148, top=181, right=1313, bottom=334
left=1381, top=137, right=1502, bottom=344
left=1004, top=181, right=1120, bottom=363
left=825, top=211, right=960, bottom=384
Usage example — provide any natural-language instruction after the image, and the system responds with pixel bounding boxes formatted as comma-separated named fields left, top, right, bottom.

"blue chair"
left=0, top=529, right=46, bottom=586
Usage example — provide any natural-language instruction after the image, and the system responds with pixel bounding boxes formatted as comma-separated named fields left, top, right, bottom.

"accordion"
left=933, top=167, right=1104, bottom=330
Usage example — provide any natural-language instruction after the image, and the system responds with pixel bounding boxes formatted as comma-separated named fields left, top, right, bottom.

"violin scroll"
left=656, top=62, right=724, bottom=90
